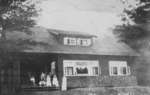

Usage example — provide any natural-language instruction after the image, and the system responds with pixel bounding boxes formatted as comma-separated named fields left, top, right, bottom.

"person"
left=39, top=80, right=46, bottom=87
left=61, top=76, right=67, bottom=91
left=40, top=72, right=46, bottom=81
left=46, top=73, right=51, bottom=87
left=52, top=75, right=59, bottom=87
left=51, top=61, right=56, bottom=86
left=28, top=72, right=36, bottom=86
left=30, top=76, right=36, bottom=86
left=51, top=61, right=56, bottom=75
left=39, top=72, right=46, bottom=87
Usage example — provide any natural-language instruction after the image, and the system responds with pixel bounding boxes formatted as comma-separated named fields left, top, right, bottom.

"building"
left=0, top=26, right=138, bottom=93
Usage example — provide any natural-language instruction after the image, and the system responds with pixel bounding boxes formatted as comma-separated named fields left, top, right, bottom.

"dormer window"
left=79, top=38, right=91, bottom=46
left=64, top=37, right=92, bottom=46
left=64, top=37, right=76, bottom=45
left=48, top=29, right=97, bottom=47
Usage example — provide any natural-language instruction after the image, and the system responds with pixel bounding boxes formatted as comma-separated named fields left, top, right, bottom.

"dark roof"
left=47, top=28, right=97, bottom=38
left=2, top=26, right=138, bottom=56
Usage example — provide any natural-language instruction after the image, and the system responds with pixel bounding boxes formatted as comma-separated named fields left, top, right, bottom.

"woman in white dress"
left=46, top=74, right=51, bottom=87
left=52, top=75, right=59, bottom=87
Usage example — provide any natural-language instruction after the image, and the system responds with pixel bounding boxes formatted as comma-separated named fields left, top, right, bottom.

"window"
left=65, top=67, right=73, bottom=76
left=92, top=67, right=98, bottom=75
left=109, top=61, right=130, bottom=76
left=63, top=60, right=99, bottom=76
left=64, top=37, right=76, bottom=45
left=63, top=37, right=92, bottom=46
left=79, top=39, right=92, bottom=46
left=76, top=67, right=88, bottom=74
left=112, top=67, right=118, bottom=75
left=120, top=67, right=127, bottom=75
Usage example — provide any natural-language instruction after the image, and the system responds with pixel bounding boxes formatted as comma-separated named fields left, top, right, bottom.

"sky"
left=36, top=0, right=137, bottom=35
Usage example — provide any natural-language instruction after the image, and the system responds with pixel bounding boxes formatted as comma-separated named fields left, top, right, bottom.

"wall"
left=60, top=54, right=137, bottom=88
left=67, top=76, right=137, bottom=88
left=0, top=52, right=138, bottom=94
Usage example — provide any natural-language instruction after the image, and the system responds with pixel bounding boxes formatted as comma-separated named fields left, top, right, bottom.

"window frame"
left=63, top=37, right=92, bottom=46
left=92, top=66, right=99, bottom=75
left=63, top=60, right=100, bottom=76
left=64, top=67, right=74, bottom=76
left=109, top=61, right=130, bottom=76
left=64, top=37, right=77, bottom=45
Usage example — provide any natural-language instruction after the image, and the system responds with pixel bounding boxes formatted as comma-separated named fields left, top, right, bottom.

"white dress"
left=46, top=75, right=51, bottom=87
left=52, top=75, right=59, bottom=87
left=61, top=76, right=67, bottom=91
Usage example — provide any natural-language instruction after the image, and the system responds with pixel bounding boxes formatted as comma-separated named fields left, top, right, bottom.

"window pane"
left=63, top=60, right=99, bottom=76
left=120, top=67, right=127, bottom=75
left=80, top=40, right=83, bottom=45
left=127, top=66, right=131, bottom=75
left=69, top=38, right=76, bottom=45
left=64, top=37, right=77, bottom=45
left=81, top=39, right=91, bottom=46
left=67, top=39, right=70, bottom=44
left=76, top=38, right=81, bottom=45
left=65, top=67, right=73, bottom=75
left=64, top=37, right=68, bottom=45
left=109, top=61, right=128, bottom=76
left=82, top=40, right=87, bottom=46
left=76, top=67, right=88, bottom=74
left=93, top=67, right=98, bottom=75
left=113, top=67, right=118, bottom=75
left=123, top=67, right=127, bottom=75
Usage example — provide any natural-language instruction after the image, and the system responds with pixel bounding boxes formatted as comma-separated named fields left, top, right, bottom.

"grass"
left=20, top=86, right=150, bottom=95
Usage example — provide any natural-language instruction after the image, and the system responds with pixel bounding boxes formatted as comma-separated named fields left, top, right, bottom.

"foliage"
left=114, top=0, right=150, bottom=86
left=0, top=0, right=40, bottom=39
left=124, top=0, right=150, bottom=24
left=114, top=0, right=150, bottom=51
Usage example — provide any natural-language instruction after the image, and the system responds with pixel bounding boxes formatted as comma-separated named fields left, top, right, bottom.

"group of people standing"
left=38, top=72, right=59, bottom=87
left=29, top=61, right=59, bottom=87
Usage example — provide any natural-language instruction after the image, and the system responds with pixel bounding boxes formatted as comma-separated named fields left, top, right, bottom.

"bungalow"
left=0, top=27, right=138, bottom=93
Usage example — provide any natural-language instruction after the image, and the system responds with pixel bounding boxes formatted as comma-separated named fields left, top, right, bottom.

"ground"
left=19, top=86, right=150, bottom=95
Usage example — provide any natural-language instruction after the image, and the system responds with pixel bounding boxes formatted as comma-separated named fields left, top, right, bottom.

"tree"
left=0, top=0, right=41, bottom=68
left=114, top=0, right=150, bottom=51
left=114, top=0, right=150, bottom=86
left=0, top=0, right=40, bottom=39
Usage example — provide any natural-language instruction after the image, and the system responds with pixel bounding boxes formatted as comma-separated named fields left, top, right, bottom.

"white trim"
left=63, top=37, right=76, bottom=45
left=109, top=60, right=130, bottom=76
left=127, top=66, right=131, bottom=75
left=63, top=60, right=100, bottom=76
left=63, top=37, right=92, bottom=46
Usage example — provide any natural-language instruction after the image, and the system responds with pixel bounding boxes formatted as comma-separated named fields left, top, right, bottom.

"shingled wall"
left=67, top=76, right=137, bottom=88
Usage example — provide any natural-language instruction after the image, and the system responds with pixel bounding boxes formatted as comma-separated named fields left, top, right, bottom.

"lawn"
left=20, top=86, right=150, bottom=95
